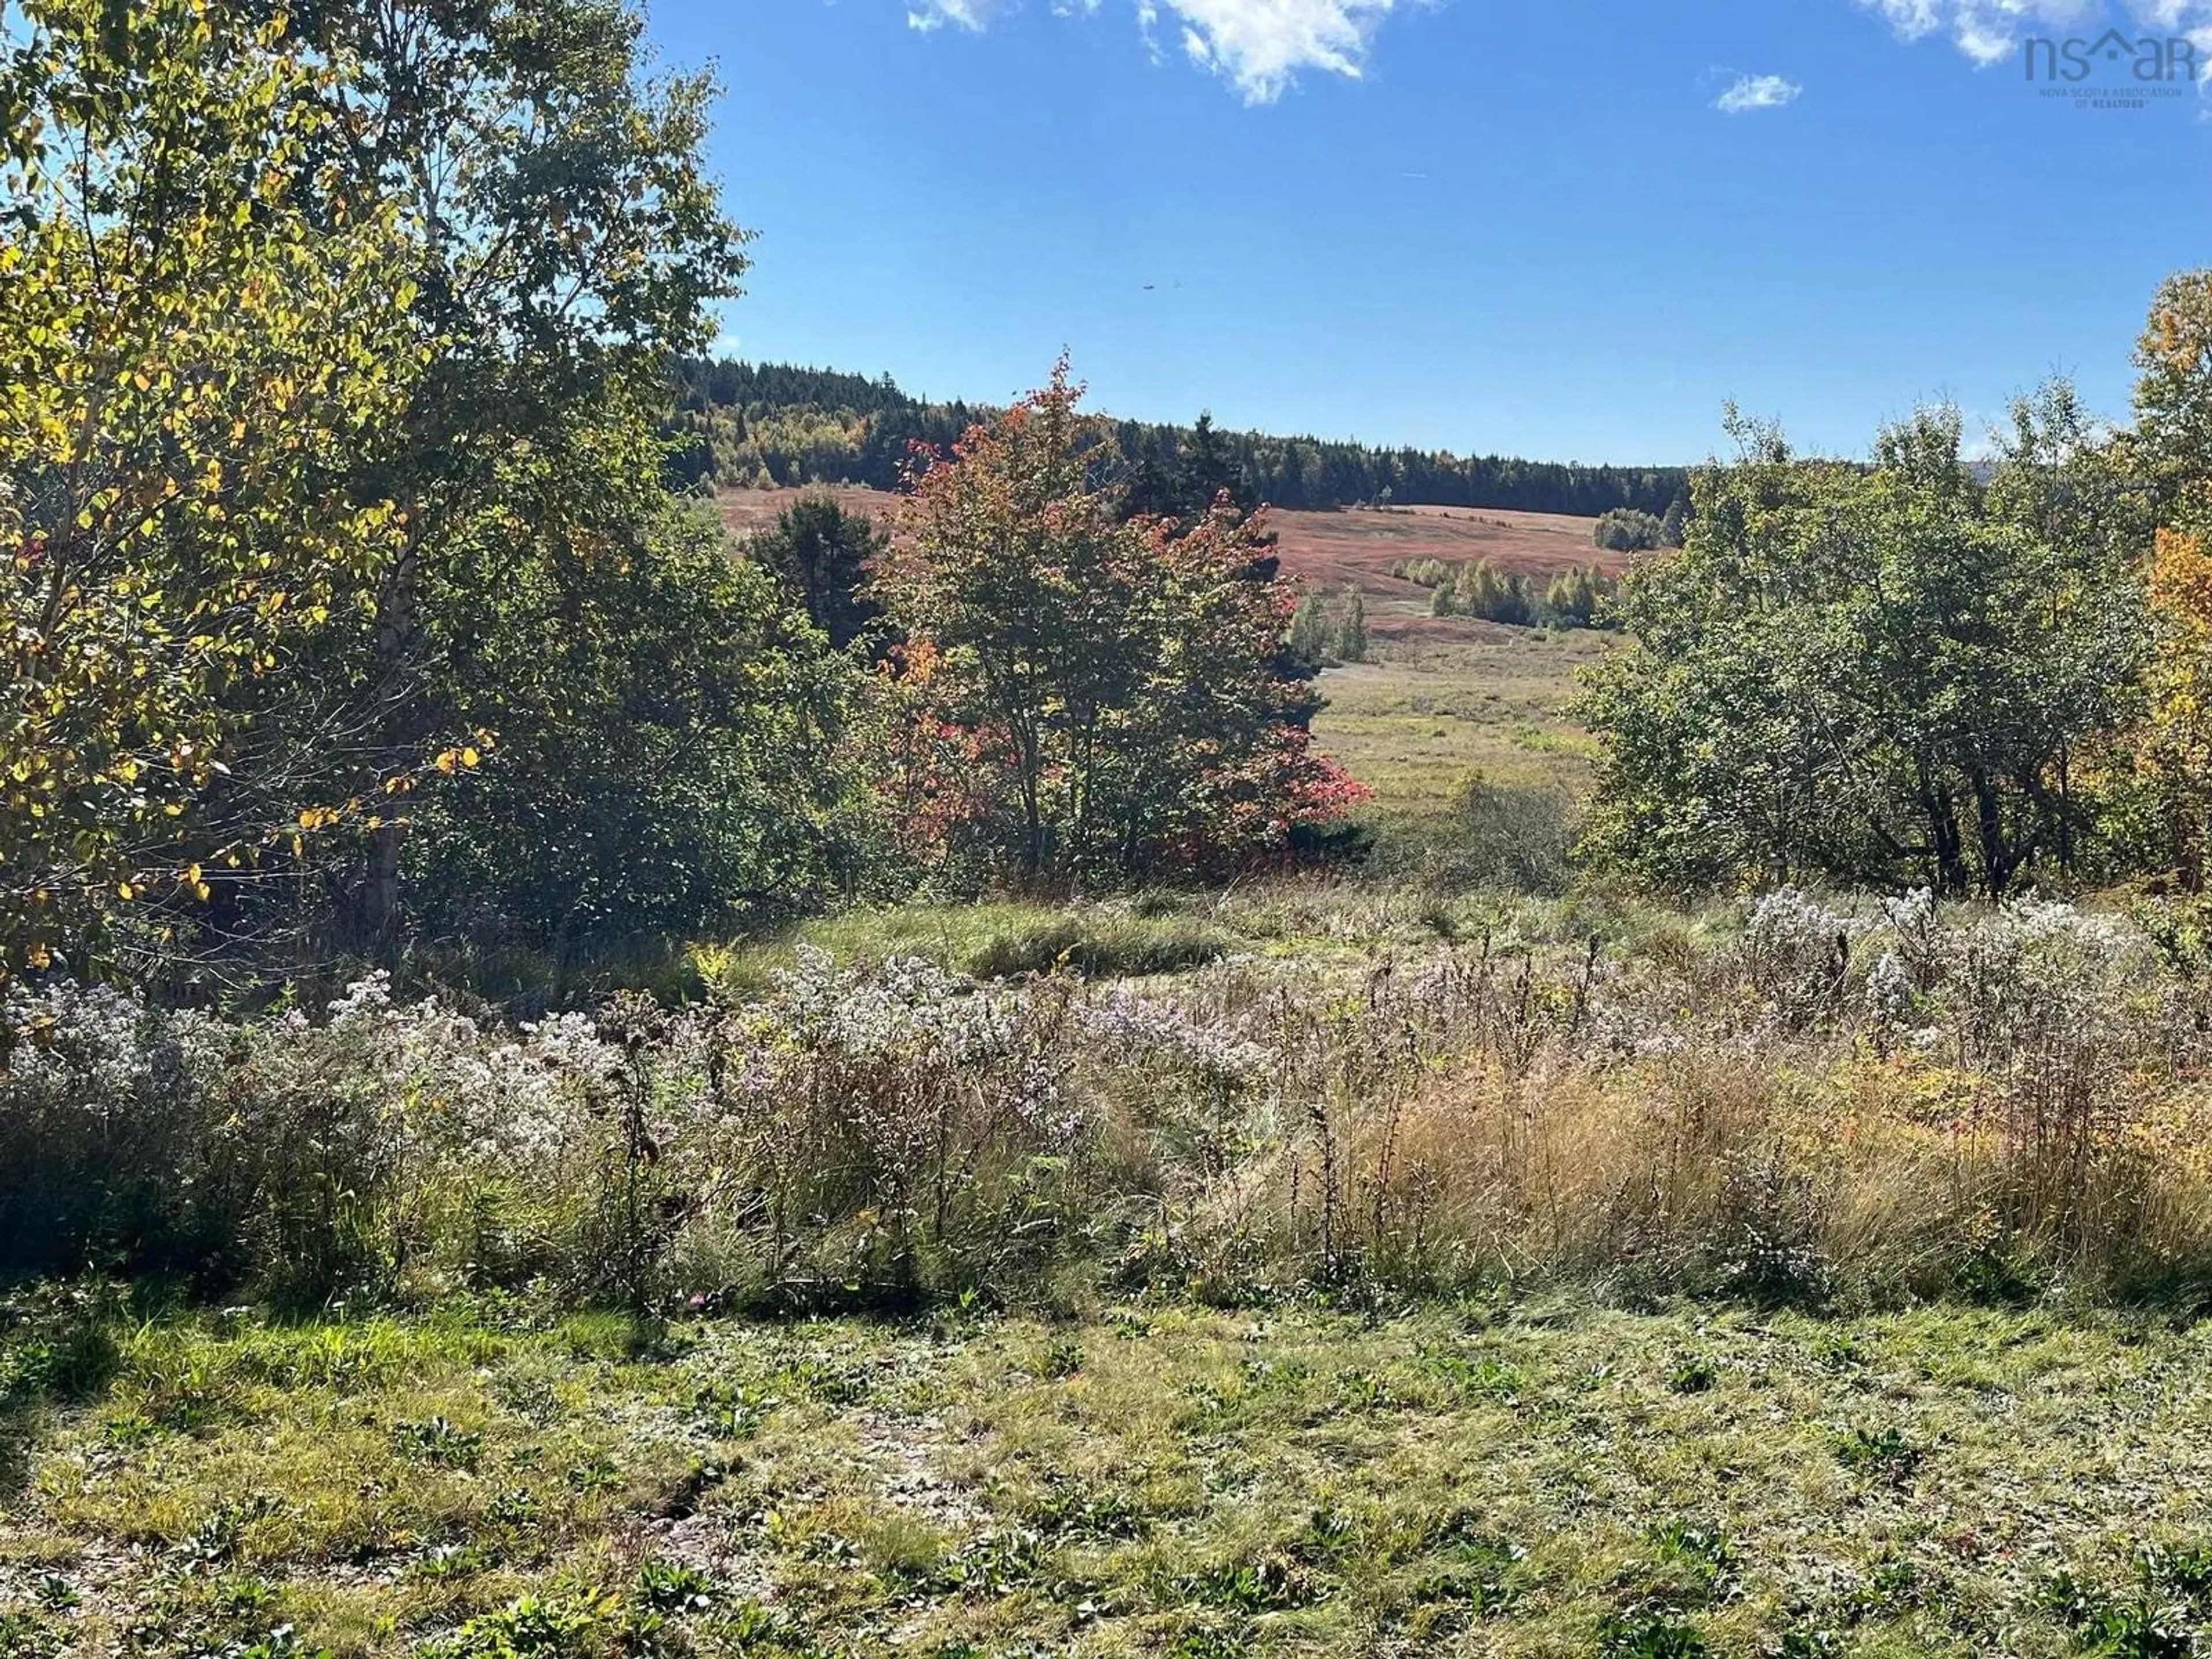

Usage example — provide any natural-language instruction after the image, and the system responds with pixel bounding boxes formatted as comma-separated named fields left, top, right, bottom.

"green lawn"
left=7, top=1296, right=2210, bottom=1656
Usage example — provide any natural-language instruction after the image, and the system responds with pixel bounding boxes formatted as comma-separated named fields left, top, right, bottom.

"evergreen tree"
left=1119, top=427, right=1182, bottom=523
left=750, top=495, right=891, bottom=652
left=1178, top=412, right=1242, bottom=517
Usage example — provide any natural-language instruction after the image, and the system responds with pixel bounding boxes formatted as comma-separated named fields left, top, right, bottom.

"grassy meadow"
left=1306, top=627, right=1608, bottom=822
left=14, top=510, right=2212, bottom=1658
left=12, top=1293, right=2212, bottom=1658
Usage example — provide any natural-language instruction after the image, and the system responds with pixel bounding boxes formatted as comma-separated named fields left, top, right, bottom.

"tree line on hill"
left=672, top=359, right=1693, bottom=520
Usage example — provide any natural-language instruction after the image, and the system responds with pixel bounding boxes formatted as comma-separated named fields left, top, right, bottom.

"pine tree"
left=1179, top=412, right=1241, bottom=516
left=749, top=495, right=891, bottom=651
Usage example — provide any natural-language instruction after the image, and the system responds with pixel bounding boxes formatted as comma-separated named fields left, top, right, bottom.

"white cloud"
left=907, top=0, right=999, bottom=31
left=1134, top=0, right=1165, bottom=60
left=900, top=0, right=1410, bottom=101
left=1855, top=0, right=2211, bottom=67
left=1164, top=0, right=1404, bottom=101
left=1715, top=71, right=1803, bottom=111
left=1860, top=0, right=1945, bottom=37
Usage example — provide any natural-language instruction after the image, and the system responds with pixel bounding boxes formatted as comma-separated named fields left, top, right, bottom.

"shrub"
left=964, top=913, right=1231, bottom=979
left=1451, top=772, right=1578, bottom=893
left=1593, top=507, right=1666, bottom=552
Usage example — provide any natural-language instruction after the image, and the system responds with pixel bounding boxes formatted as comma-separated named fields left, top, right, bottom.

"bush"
left=1452, top=772, right=1578, bottom=892
left=967, top=914, right=1232, bottom=979
left=0, top=952, right=1254, bottom=1309
left=1593, top=507, right=1665, bottom=552
left=1361, top=773, right=1577, bottom=893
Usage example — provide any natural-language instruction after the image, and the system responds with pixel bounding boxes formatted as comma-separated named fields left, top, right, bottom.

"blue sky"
left=643, top=0, right=2211, bottom=465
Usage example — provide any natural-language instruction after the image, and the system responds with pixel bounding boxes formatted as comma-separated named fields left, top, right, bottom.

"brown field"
left=715, top=484, right=892, bottom=541
left=717, top=487, right=1610, bottom=595
left=717, top=486, right=1615, bottom=816
left=1264, top=501, right=1620, bottom=588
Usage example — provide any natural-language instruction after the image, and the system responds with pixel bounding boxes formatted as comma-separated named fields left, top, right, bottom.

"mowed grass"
left=7, top=1298, right=2212, bottom=1656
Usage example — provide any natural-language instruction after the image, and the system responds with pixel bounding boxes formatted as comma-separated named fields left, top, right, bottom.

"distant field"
left=717, top=484, right=892, bottom=541
left=717, top=487, right=1614, bottom=820
left=1263, top=502, right=1623, bottom=593
left=716, top=489, right=1614, bottom=598
left=1313, top=634, right=1608, bottom=821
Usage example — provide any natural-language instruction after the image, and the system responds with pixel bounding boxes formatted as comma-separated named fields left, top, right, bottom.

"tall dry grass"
left=11, top=885, right=2212, bottom=1309
left=1213, top=890, right=2212, bottom=1305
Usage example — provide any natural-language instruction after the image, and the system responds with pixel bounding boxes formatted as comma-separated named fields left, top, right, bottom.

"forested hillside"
left=673, top=358, right=1692, bottom=517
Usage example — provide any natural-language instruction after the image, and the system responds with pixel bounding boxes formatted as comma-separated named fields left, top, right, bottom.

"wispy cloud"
left=907, top=0, right=999, bottom=31
left=1715, top=72, right=1804, bottom=112
left=900, top=0, right=1413, bottom=102
left=1855, top=0, right=2210, bottom=67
